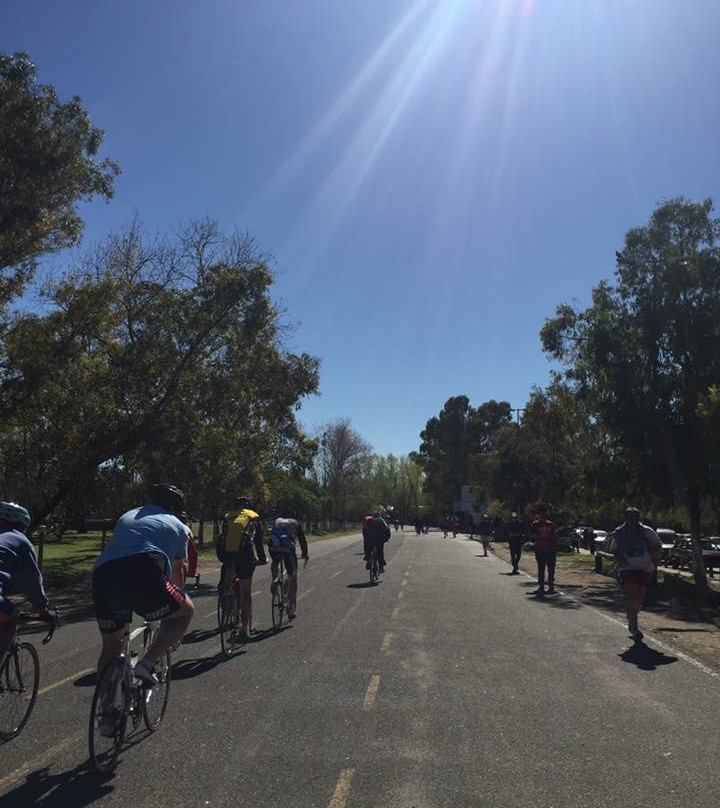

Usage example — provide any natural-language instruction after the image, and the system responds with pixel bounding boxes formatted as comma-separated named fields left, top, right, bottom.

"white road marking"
left=381, top=632, right=393, bottom=652
left=38, top=667, right=94, bottom=696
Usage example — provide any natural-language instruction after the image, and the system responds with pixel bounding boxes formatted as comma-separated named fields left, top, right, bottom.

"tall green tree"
left=314, top=418, right=373, bottom=521
left=0, top=219, right=319, bottom=528
left=417, top=396, right=511, bottom=512
left=0, top=52, right=119, bottom=305
left=541, top=197, right=720, bottom=589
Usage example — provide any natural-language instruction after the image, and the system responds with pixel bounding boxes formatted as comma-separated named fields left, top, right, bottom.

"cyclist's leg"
left=236, top=577, right=252, bottom=632
left=270, top=552, right=280, bottom=587
left=235, top=548, right=257, bottom=632
left=286, top=553, right=299, bottom=612
left=377, top=538, right=386, bottom=569
left=129, top=553, right=193, bottom=666
left=0, top=599, right=18, bottom=669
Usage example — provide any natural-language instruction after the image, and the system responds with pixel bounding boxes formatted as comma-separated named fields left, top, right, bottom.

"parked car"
left=655, top=528, right=677, bottom=564
left=573, top=526, right=608, bottom=552
left=668, top=537, right=720, bottom=576
left=591, top=529, right=609, bottom=552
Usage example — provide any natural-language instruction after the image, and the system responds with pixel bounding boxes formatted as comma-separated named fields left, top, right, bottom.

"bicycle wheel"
left=89, top=658, right=129, bottom=774
left=271, top=565, right=285, bottom=630
left=142, top=651, right=171, bottom=731
left=219, top=589, right=240, bottom=655
left=0, top=641, right=40, bottom=740
left=369, top=549, right=379, bottom=584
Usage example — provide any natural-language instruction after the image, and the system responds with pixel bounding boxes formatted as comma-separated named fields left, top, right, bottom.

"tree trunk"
left=687, top=483, right=709, bottom=593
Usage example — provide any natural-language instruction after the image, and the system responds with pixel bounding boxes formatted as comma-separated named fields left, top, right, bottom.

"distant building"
left=453, top=485, right=484, bottom=525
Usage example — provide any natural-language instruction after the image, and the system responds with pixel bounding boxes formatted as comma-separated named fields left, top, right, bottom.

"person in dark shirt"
left=477, top=514, right=494, bottom=557
left=506, top=513, right=527, bottom=574
left=363, top=512, right=391, bottom=571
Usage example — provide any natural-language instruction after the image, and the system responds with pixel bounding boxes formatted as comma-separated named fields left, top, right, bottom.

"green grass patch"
left=35, top=525, right=362, bottom=586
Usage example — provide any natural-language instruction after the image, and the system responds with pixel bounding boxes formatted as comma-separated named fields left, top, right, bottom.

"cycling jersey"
left=94, top=505, right=189, bottom=577
left=0, top=529, right=49, bottom=616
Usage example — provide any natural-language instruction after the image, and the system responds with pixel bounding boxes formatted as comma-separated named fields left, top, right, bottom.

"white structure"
left=453, top=485, right=484, bottom=525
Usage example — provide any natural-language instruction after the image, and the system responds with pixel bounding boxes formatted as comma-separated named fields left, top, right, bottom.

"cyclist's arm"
left=17, top=540, right=49, bottom=613
left=170, top=558, right=186, bottom=589
left=253, top=520, right=267, bottom=563
left=297, top=525, right=309, bottom=559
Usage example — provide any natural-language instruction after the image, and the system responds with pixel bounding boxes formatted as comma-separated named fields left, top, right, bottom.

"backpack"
left=270, top=520, right=295, bottom=551
left=217, top=509, right=257, bottom=559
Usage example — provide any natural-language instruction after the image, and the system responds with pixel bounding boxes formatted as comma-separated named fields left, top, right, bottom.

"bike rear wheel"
left=271, top=564, right=286, bottom=630
left=219, top=588, right=241, bottom=656
left=142, top=651, right=171, bottom=730
left=369, top=549, right=379, bottom=584
left=0, top=641, right=40, bottom=740
left=89, top=658, right=129, bottom=774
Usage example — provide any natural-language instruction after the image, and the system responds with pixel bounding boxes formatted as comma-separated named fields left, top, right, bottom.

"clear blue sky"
left=3, top=0, right=719, bottom=456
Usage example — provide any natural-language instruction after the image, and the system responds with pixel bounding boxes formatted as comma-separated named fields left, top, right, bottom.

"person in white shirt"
left=608, top=507, right=660, bottom=642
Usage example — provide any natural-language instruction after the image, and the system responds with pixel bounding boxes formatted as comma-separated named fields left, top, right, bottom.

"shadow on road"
left=172, top=654, right=229, bottom=679
left=0, top=761, right=114, bottom=808
left=248, top=625, right=293, bottom=643
left=73, top=671, right=96, bottom=688
left=619, top=641, right=678, bottom=670
left=346, top=582, right=378, bottom=589
left=182, top=627, right=219, bottom=644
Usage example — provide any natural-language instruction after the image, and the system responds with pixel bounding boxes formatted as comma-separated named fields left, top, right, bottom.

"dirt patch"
left=489, top=540, right=720, bottom=672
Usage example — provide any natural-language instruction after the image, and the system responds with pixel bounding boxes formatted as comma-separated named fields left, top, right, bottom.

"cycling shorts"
left=222, top=547, right=257, bottom=580
left=270, top=548, right=298, bottom=576
left=92, top=552, right=186, bottom=634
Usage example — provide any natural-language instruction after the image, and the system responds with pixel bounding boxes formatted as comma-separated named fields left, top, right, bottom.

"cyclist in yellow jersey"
left=218, top=496, right=267, bottom=641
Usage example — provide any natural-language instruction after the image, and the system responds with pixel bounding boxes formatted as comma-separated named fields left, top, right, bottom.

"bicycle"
left=271, top=556, right=290, bottom=630
left=368, top=546, right=380, bottom=585
left=0, top=611, right=57, bottom=741
left=217, top=577, right=245, bottom=655
left=88, top=620, right=171, bottom=774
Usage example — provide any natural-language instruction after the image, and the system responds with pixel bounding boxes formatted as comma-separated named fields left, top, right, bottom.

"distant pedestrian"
left=477, top=514, right=493, bottom=557
left=607, top=507, right=660, bottom=643
left=506, top=513, right=526, bottom=574
left=529, top=504, right=557, bottom=595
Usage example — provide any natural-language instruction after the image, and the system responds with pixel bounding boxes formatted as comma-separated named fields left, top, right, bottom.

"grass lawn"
left=35, top=525, right=362, bottom=585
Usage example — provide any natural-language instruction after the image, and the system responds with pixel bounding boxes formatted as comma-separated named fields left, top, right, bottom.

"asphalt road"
left=1, top=529, right=719, bottom=807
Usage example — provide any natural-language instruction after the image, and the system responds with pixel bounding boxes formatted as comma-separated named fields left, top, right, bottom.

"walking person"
left=607, top=507, right=660, bottom=642
left=477, top=514, right=493, bottom=557
left=506, top=512, right=526, bottom=574
left=529, top=503, right=557, bottom=595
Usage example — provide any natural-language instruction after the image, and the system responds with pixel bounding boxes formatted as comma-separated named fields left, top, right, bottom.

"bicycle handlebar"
left=17, top=610, right=59, bottom=644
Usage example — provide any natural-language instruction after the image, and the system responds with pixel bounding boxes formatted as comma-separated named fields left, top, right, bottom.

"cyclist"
left=268, top=509, right=309, bottom=619
left=0, top=501, right=57, bottom=667
left=91, top=484, right=195, bottom=689
left=218, top=496, right=267, bottom=641
left=363, top=511, right=390, bottom=572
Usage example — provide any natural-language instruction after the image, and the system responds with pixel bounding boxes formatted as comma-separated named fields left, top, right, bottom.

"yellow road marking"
left=327, top=768, right=355, bottom=808
left=38, top=667, right=94, bottom=696
left=363, top=675, right=381, bottom=710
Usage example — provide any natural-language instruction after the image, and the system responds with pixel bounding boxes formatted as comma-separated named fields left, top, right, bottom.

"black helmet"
left=235, top=496, right=251, bottom=509
left=150, top=484, right=185, bottom=515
